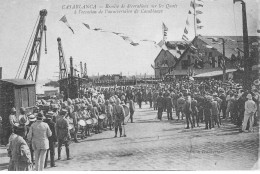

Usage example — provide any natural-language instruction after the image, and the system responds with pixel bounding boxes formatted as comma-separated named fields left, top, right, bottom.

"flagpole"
left=193, top=0, right=197, bottom=37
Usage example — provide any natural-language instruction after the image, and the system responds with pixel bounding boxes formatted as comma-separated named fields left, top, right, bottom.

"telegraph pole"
left=234, top=0, right=251, bottom=91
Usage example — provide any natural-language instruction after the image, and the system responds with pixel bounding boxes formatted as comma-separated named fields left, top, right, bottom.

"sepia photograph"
left=0, top=0, right=259, bottom=171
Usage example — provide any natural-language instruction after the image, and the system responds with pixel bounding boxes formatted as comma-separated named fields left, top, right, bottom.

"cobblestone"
left=0, top=103, right=259, bottom=170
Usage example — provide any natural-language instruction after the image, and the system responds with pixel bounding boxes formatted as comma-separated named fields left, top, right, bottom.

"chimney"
left=0, top=67, right=2, bottom=79
left=70, top=57, right=73, bottom=77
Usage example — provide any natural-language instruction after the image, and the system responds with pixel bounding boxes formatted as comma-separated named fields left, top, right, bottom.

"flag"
left=188, top=10, right=192, bottom=14
left=196, top=18, right=201, bottom=24
left=60, top=15, right=74, bottom=34
left=196, top=10, right=203, bottom=15
left=197, top=25, right=204, bottom=29
left=196, top=3, right=203, bottom=7
left=184, top=27, right=188, bottom=34
left=82, top=23, right=90, bottom=29
left=186, top=19, right=190, bottom=25
left=190, top=1, right=195, bottom=8
left=182, top=34, right=189, bottom=42
left=162, top=22, right=168, bottom=41
left=93, top=28, right=102, bottom=31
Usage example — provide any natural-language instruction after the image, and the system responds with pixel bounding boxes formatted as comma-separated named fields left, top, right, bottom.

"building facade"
left=172, top=35, right=259, bottom=80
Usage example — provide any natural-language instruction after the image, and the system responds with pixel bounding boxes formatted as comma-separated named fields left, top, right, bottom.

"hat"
left=246, top=94, right=252, bottom=99
left=60, top=109, right=68, bottom=116
left=11, top=107, right=16, bottom=113
left=46, top=111, right=54, bottom=119
left=37, top=113, right=44, bottom=119
left=213, top=93, right=218, bottom=97
left=20, top=107, right=26, bottom=112
left=253, top=79, right=260, bottom=86
left=28, top=114, right=36, bottom=122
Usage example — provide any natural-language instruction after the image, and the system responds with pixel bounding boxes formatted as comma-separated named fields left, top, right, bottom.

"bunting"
left=196, top=18, right=201, bottom=24
left=60, top=15, right=74, bottom=34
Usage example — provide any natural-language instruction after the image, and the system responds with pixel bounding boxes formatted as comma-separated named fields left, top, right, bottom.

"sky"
left=0, top=0, right=259, bottom=83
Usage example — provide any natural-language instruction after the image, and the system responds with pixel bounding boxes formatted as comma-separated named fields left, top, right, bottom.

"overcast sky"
left=0, top=0, right=259, bottom=83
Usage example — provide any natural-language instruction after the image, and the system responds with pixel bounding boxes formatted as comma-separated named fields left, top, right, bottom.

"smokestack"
left=70, top=56, right=73, bottom=77
left=0, top=67, right=2, bottom=79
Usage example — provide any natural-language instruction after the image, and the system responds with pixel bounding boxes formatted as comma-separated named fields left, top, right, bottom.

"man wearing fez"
left=56, top=109, right=72, bottom=160
left=44, top=111, right=57, bottom=168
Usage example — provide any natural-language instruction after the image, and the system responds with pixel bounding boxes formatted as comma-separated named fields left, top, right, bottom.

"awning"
left=193, top=69, right=237, bottom=78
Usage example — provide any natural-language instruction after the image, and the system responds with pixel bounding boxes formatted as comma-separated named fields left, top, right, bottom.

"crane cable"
left=15, top=15, right=40, bottom=79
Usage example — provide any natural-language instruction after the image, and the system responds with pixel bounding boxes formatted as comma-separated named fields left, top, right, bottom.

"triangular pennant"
left=196, top=10, right=203, bottom=15
left=186, top=19, right=190, bottom=26
left=182, top=34, right=189, bottom=42
left=196, top=18, right=201, bottom=24
left=184, top=27, right=188, bottom=34
left=59, top=15, right=74, bottom=34
left=82, top=23, right=90, bottom=29
left=190, top=1, right=195, bottom=8
left=59, top=15, right=67, bottom=23
left=188, top=10, right=192, bottom=14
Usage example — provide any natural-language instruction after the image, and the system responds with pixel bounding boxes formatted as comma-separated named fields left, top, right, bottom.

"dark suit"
left=157, top=96, right=164, bottom=120
left=44, top=119, right=57, bottom=167
left=165, top=97, right=173, bottom=120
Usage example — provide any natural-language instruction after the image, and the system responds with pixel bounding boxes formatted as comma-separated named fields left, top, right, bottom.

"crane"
left=16, top=9, right=47, bottom=82
left=57, top=37, right=68, bottom=80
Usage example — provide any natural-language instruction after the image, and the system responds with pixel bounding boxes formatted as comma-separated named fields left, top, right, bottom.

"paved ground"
left=0, top=103, right=259, bottom=170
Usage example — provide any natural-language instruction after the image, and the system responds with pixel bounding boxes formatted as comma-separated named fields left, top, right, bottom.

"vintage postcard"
left=0, top=0, right=259, bottom=171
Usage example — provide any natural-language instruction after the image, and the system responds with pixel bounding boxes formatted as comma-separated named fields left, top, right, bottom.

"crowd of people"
left=0, top=77, right=259, bottom=171
left=1, top=92, right=134, bottom=171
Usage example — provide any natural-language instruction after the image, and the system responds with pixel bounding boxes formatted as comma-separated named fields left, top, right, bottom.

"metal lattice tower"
left=23, top=9, right=47, bottom=82
left=57, top=37, right=68, bottom=80
left=84, top=63, right=87, bottom=77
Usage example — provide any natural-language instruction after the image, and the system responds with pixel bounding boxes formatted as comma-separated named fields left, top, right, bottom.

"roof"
left=198, top=35, right=260, bottom=58
left=193, top=69, right=237, bottom=78
left=0, top=79, right=35, bottom=86
left=172, top=35, right=260, bottom=69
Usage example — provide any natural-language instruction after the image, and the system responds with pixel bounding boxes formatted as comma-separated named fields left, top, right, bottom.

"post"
left=234, top=0, right=251, bottom=90
left=220, top=38, right=226, bottom=82
left=70, top=56, right=73, bottom=77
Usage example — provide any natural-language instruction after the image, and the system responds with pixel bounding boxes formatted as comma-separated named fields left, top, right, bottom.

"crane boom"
left=57, top=37, right=68, bottom=80
left=23, top=9, right=47, bottom=82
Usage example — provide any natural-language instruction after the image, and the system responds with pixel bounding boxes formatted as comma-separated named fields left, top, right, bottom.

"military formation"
left=0, top=78, right=259, bottom=171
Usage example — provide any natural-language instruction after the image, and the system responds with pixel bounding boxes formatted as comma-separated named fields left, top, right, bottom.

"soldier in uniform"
left=44, top=111, right=57, bottom=168
left=165, top=93, right=173, bottom=120
left=156, top=92, right=164, bottom=120
left=113, top=98, right=125, bottom=137
left=56, top=109, right=72, bottom=160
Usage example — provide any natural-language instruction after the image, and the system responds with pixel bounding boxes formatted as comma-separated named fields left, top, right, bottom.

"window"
left=181, top=60, right=189, bottom=70
left=212, top=57, right=215, bottom=68
left=187, top=55, right=191, bottom=66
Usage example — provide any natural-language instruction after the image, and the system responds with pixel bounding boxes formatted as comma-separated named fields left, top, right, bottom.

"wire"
left=15, top=15, right=40, bottom=78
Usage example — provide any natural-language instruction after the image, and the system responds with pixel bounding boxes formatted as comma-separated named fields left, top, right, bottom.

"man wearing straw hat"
left=27, top=113, right=52, bottom=171
left=241, top=94, right=257, bottom=132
